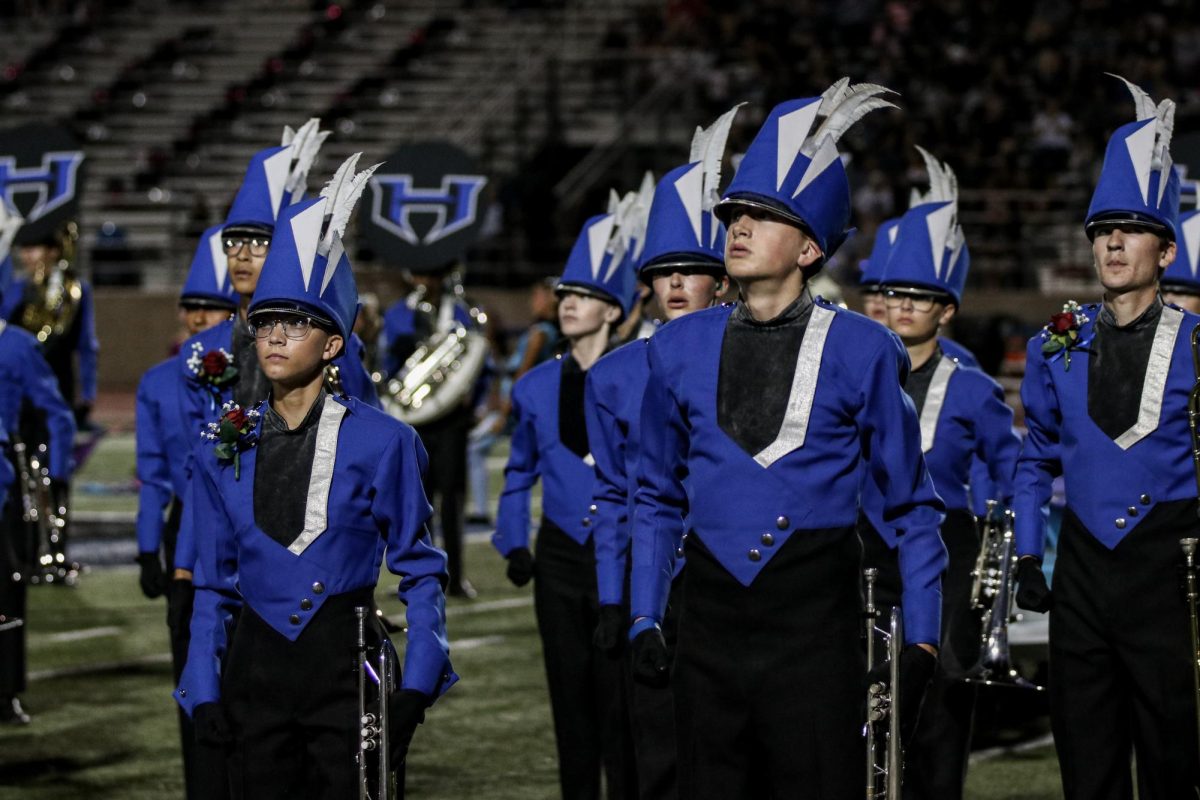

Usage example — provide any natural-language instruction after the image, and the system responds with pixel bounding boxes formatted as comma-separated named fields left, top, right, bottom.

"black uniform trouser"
left=627, top=576, right=681, bottom=800
left=222, top=588, right=380, bottom=800
left=416, top=412, right=469, bottom=586
left=534, top=520, right=636, bottom=800
left=860, top=509, right=980, bottom=800
left=0, top=453, right=30, bottom=697
left=674, top=527, right=865, bottom=800
left=1050, top=502, right=1200, bottom=800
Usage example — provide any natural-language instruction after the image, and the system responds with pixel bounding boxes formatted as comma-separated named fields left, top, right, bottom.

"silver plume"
left=802, top=82, right=898, bottom=157
left=318, top=153, right=381, bottom=255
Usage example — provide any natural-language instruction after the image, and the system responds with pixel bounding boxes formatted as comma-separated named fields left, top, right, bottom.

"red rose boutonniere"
left=201, top=402, right=260, bottom=480
left=1040, top=301, right=1093, bottom=371
left=186, top=342, right=238, bottom=388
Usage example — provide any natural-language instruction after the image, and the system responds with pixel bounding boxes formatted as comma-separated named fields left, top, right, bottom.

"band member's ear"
left=603, top=303, right=623, bottom=326
left=795, top=234, right=823, bottom=270
left=1159, top=239, right=1177, bottom=269
left=323, top=333, right=345, bottom=362
left=938, top=303, right=957, bottom=328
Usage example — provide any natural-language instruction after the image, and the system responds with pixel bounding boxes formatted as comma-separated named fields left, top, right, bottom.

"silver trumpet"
left=12, top=436, right=74, bottom=586
left=864, top=568, right=903, bottom=799
left=964, top=501, right=1042, bottom=690
left=356, top=606, right=397, bottom=800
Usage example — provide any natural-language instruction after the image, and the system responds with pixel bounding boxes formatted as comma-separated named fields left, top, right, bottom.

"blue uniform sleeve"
left=134, top=372, right=174, bottom=555
left=585, top=366, right=630, bottom=607
left=374, top=427, right=457, bottom=698
left=493, top=380, right=540, bottom=557
left=175, top=459, right=242, bottom=716
left=630, top=338, right=687, bottom=626
left=858, top=336, right=947, bottom=647
left=1014, top=337, right=1061, bottom=559
left=971, top=377, right=1020, bottom=506
left=75, top=282, right=99, bottom=403
left=19, top=337, right=76, bottom=479
left=334, top=333, right=381, bottom=409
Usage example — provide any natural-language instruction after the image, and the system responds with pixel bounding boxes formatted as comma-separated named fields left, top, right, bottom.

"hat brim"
left=179, top=296, right=237, bottom=311
left=639, top=256, right=726, bottom=279
left=221, top=222, right=274, bottom=238
left=1161, top=281, right=1200, bottom=297
left=247, top=301, right=337, bottom=330
left=880, top=282, right=957, bottom=304
left=1084, top=212, right=1172, bottom=241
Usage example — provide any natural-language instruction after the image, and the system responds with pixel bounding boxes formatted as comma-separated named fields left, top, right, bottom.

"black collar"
left=731, top=288, right=814, bottom=328
left=1097, top=295, right=1163, bottom=332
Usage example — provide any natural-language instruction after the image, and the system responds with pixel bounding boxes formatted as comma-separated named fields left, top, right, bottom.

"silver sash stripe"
left=919, top=357, right=957, bottom=453
left=1113, top=305, right=1183, bottom=451
left=288, top=396, right=349, bottom=555
left=753, top=305, right=835, bottom=467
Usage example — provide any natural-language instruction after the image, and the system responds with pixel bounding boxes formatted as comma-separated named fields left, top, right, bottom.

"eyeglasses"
left=882, top=289, right=947, bottom=312
left=248, top=316, right=314, bottom=340
left=223, top=237, right=271, bottom=257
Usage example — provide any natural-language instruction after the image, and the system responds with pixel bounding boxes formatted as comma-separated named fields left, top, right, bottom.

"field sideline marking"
left=38, top=625, right=123, bottom=644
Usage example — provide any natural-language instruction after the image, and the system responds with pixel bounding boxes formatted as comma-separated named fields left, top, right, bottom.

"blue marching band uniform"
left=859, top=147, right=1020, bottom=799
left=0, top=203, right=77, bottom=724
left=1014, top=77, right=1200, bottom=798
left=174, top=153, right=455, bottom=798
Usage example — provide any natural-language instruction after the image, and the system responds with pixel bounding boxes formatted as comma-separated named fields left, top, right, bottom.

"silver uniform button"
left=289, top=614, right=301, bottom=625
left=582, top=518, right=591, bottom=528
left=1140, top=494, right=1151, bottom=505
left=1127, top=507, right=1138, bottom=517
left=761, top=533, right=775, bottom=546
left=676, top=548, right=685, bottom=558
left=1115, top=518, right=1127, bottom=530
left=776, top=516, right=789, bottom=530
left=179, top=689, right=187, bottom=698
left=300, top=598, right=313, bottom=611
left=748, top=549, right=762, bottom=562
left=589, top=504, right=598, bottom=514
left=312, top=582, right=325, bottom=594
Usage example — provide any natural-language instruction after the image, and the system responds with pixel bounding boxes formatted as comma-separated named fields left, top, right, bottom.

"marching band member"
left=628, top=81, right=946, bottom=797
left=857, top=216, right=900, bottom=323
left=175, top=155, right=456, bottom=799
left=586, top=106, right=737, bottom=800
left=1015, top=75, right=1200, bottom=799
left=494, top=208, right=639, bottom=800
left=0, top=205, right=76, bottom=724
left=133, top=225, right=236, bottom=797
left=382, top=265, right=481, bottom=598
left=175, top=120, right=377, bottom=448
left=1160, top=207, right=1200, bottom=313
left=862, top=148, right=1021, bottom=799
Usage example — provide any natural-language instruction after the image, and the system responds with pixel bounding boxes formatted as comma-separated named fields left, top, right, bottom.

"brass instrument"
left=965, top=500, right=1041, bottom=689
left=324, top=364, right=346, bottom=397
left=377, top=277, right=488, bottom=427
left=864, top=568, right=903, bottom=798
left=1184, top=320, right=1200, bottom=758
left=17, top=222, right=83, bottom=347
left=356, top=605, right=397, bottom=800
left=11, top=436, right=74, bottom=586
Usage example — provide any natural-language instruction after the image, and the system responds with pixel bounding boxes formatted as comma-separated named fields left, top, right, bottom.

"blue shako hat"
left=715, top=79, right=898, bottom=261
left=180, top=225, right=237, bottom=309
left=248, top=154, right=380, bottom=341
left=880, top=147, right=969, bottom=305
left=1085, top=75, right=1180, bottom=241
left=1163, top=210, right=1200, bottom=293
left=640, top=104, right=742, bottom=277
left=223, top=118, right=330, bottom=235
left=858, top=216, right=901, bottom=288
left=556, top=212, right=636, bottom=320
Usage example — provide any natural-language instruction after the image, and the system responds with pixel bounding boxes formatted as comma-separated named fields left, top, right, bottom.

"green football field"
left=0, top=435, right=1068, bottom=798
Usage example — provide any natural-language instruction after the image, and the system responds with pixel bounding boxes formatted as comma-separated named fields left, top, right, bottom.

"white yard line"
left=451, top=635, right=506, bottom=651
left=39, top=626, right=123, bottom=644
left=969, top=732, right=1055, bottom=764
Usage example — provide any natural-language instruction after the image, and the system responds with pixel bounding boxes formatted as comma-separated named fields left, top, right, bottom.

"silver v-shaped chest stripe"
left=919, top=357, right=958, bottom=453
left=753, top=305, right=836, bottom=467
left=287, top=397, right=349, bottom=556
left=1113, top=305, right=1183, bottom=451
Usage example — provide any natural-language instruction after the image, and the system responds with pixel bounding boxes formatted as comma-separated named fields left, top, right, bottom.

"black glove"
left=388, top=689, right=429, bottom=765
left=506, top=547, right=534, bottom=587
left=193, top=702, right=232, bottom=747
left=74, top=403, right=92, bottom=430
left=167, top=578, right=195, bottom=632
left=1015, top=557, right=1053, bottom=613
left=867, top=644, right=938, bottom=741
left=136, top=552, right=167, bottom=599
left=631, top=627, right=670, bottom=687
left=593, top=604, right=625, bottom=655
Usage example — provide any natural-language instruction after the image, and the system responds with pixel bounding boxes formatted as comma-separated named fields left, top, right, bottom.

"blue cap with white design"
left=1163, top=210, right=1200, bottom=293
left=880, top=147, right=969, bottom=304
left=715, top=80, right=897, bottom=262
left=180, top=224, right=237, bottom=309
left=858, top=217, right=901, bottom=288
left=248, top=153, right=380, bottom=340
left=556, top=211, right=637, bottom=319
left=223, top=119, right=330, bottom=235
left=1085, top=75, right=1180, bottom=241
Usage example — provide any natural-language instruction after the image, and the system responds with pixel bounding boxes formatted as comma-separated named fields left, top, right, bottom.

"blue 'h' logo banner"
left=0, top=151, right=84, bottom=223
left=369, top=173, right=488, bottom=245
